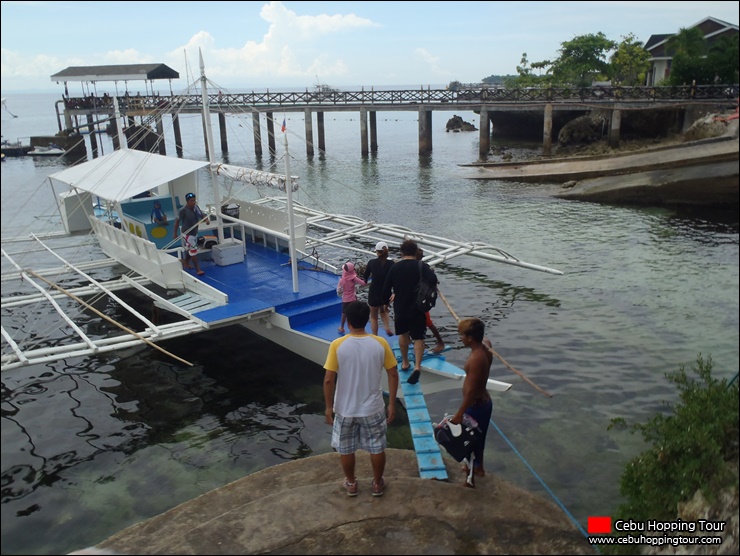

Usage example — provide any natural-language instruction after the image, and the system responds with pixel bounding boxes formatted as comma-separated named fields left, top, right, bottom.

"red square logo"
left=588, top=516, right=612, bottom=534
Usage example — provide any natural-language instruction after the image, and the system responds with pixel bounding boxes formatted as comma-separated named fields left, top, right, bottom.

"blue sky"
left=1, top=1, right=738, bottom=93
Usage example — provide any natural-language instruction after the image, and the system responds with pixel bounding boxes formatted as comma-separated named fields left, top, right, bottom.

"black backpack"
left=414, top=261, right=438, bottom=312
left=433, top=415, right=480, bottom=462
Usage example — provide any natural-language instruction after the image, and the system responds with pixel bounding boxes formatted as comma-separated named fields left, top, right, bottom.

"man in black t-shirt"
left=382, top=239, right=438, bottom=384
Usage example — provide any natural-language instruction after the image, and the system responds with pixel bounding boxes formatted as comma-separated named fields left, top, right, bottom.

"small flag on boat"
left=281, top=118, right=286, bottom=133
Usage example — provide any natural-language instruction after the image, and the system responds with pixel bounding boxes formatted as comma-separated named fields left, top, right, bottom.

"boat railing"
left=89, top=218, right=183, bottom=289
left=216, top=200, right=307, bottom=254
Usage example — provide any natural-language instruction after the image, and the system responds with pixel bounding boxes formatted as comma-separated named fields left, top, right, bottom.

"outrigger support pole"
left=283, top=128, right=300, bottom=293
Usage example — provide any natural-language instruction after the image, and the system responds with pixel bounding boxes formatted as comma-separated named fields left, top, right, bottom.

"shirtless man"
left=450, top=318, right=493, bottom=477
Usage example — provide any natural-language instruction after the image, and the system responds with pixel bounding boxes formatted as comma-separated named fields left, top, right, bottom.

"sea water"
left=1, top=92, right=738, bottom=555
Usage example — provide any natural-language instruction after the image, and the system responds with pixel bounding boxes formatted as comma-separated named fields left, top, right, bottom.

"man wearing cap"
left=363, top=241, right=395, bottom=337
left=173, top=192, right=206, bottom=276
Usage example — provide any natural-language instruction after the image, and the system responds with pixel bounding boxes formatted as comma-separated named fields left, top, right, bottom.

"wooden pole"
left=27, top=270, right=193, bottom=367
left=437, top=288, right=552, bottom=398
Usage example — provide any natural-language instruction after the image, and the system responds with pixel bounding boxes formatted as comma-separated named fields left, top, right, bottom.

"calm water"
left=2, top=92, right=739, bottom=555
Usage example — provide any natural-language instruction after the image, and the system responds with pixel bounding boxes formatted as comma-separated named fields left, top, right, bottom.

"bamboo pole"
left=27, top=270, right=192, bottom=366
left=437, top=288, right=552, bottom=398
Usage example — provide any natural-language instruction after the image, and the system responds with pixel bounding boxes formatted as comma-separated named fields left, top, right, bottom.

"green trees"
left=706, top=33, right=739, bottom=84
left=550, top=32, right=617, bottom=86
left=610, top=34, right=651, bottom=86
left=504, top=53, right=551, bottom=87
left=499, top=27, right=738, bottom=88
left=664, top=27, right=739, bottom=85
left=666, top=27, right=709, bottom=85
left=609, top=356, right=739, bottom=522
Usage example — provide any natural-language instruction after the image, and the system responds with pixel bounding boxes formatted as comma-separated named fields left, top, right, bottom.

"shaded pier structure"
left=51, top=65, right=738, bottom=160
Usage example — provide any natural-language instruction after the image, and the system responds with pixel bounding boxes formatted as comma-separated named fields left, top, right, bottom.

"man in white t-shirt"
left=323, top=301, right=399, bottom=497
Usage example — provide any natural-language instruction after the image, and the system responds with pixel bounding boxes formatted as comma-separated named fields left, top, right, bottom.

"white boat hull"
left=240, top=313, right=511, bottom=397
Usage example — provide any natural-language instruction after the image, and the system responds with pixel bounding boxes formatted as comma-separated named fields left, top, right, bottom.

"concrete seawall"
left=467, top=136, right=739, bottom=208
left=74, top=448, right=594, bottom=555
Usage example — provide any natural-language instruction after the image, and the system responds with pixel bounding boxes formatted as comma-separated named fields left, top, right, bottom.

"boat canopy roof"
left=50, top=64, right=179, bottom=83
left=49, top=149, right=208, bottom=202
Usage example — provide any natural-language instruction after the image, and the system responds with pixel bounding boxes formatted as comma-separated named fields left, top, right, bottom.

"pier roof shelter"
left=50, top=63, right=180, bottom=95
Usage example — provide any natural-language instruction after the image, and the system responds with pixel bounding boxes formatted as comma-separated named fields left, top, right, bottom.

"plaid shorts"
left=331, top=410, right=387, bottom=455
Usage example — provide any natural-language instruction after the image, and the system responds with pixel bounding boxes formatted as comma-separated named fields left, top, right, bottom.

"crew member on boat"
left=173, top=192, right=206, bottom=276
left=151, top=200, right=168, bottom=225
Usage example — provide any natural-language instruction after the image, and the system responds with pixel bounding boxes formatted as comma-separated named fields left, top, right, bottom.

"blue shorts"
left=466, top=398, right=493, bottom=468
left=331, top=410, right=387, bottom=455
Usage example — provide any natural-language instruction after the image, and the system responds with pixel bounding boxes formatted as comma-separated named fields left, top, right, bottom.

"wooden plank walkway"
left=395, top=353, right=447, bottom=481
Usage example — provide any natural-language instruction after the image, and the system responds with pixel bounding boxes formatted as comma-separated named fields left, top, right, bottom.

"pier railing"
left=63, top=84, right=739, bottom=112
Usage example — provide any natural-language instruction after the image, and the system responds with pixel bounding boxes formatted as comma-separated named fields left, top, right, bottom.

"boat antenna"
left=198, top=49, right=225, bottom=243
left=282, top=116, right=299, bottom=293
left=112, top=96, right=126, bottom=150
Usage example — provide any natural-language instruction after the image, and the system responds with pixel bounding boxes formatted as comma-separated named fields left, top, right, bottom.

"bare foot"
left=462, top=465, right=485, bottom=477
left=196, top=270, right=205, bottom=276
left=432, top=343, right=445, bottom=354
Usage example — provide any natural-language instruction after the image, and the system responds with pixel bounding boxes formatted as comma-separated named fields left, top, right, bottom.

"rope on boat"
left=437, top=287, right=553, bottom=398
left=26, top=270, right=193, bottom=367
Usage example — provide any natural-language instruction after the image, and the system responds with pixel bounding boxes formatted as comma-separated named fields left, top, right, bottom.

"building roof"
left=645, top=16, right=739, bottom=56
left=50, top=64, right=179, bottom=83
left=644, top=34, right=672, bottom=50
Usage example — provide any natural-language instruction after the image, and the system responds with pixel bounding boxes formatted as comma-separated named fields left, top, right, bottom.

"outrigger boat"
left=1, top=53, right=562, bottom=394
left=2, top=53, right=563, bottom=480
left=27, top=142, right=66, bottom=156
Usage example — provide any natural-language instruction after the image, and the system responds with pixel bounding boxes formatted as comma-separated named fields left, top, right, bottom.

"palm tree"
left=666, top=27, right=706, bottom=58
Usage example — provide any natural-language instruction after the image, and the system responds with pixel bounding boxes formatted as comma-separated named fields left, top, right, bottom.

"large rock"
left=683, top=113, right=739, bottom=142
left=446, top=114, right=477, bottom=132
left=84, top=449, right=594, bottom=555
left=557, top=113, right=608, bottom=146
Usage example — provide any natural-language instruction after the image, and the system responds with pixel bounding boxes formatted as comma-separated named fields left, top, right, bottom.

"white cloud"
left=167, top=1, right=376, bottom=86
left=414, top=47, right=451, bottom=79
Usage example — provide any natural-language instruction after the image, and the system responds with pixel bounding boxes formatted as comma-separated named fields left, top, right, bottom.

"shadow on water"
left=1, top=319, right=412, bottom=555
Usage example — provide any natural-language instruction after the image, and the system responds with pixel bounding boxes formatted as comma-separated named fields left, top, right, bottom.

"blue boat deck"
left=183, top=239, right=446, bottom=481
left=190, top=239, right=342, bottom=341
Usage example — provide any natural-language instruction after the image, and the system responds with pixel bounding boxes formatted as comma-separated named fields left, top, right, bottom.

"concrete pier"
left=251, top=112, right=262, bottom=158
left=53, top=85, right=734, bottom=161
left=479, top=108, right=490, bottom=158
left=81, top=449, right=593, bottom=555
left=543, top=103, right=554, bottom=156
left=418, top=108, right=432, bottom=156
left=304, top=107, right=314, bottom=157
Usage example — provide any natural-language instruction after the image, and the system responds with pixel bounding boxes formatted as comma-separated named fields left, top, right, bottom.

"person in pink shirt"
left=337, top=262, right=366, bottom=334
